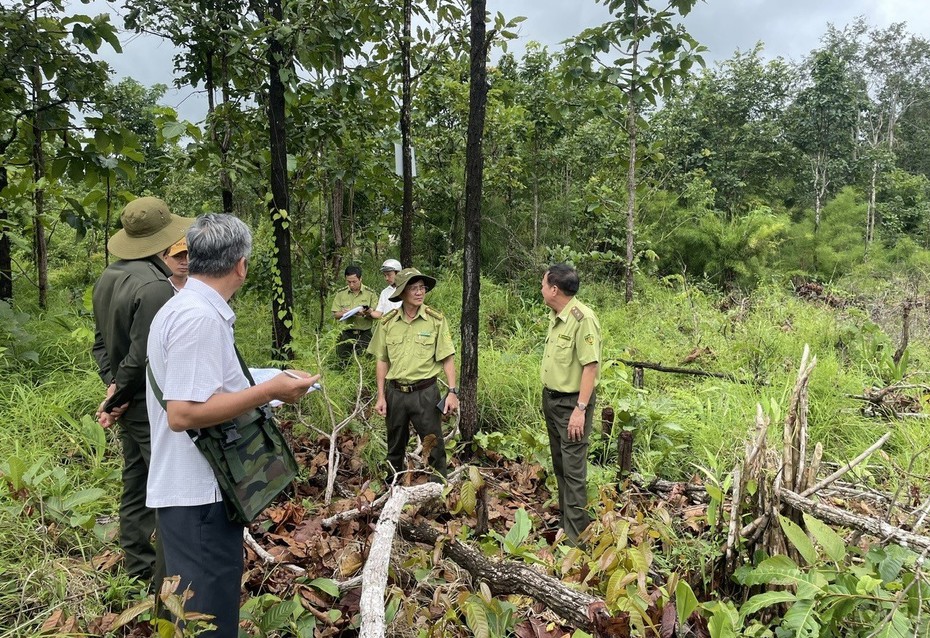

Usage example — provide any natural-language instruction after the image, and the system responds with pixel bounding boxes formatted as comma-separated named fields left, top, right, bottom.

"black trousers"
left=385, top=381, right=447, bottom=479
left=158, top=502, right=245, bottom=637
left=336, top=329, right=372, bottom=363
left=118, top=416, right=165, bottom=589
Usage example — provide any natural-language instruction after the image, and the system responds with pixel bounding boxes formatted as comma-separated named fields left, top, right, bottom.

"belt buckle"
left=400, top=383, right=413, bottom=393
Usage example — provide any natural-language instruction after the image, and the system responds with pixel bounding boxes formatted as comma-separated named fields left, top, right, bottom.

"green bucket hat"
left=107, top=197, right=191, bottom=260
left=389, top=267, right=437, bottom=302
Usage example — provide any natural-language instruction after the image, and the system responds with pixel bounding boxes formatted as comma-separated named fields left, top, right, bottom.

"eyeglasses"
left=407, top=284, right=427, bottom=293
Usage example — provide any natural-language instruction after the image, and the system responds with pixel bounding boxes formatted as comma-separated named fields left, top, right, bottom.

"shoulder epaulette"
left=570, top=306, right=585, bottom=321
left=382, top=308, right=399, bottom=321
left=425, top=306, right=444, bottom=320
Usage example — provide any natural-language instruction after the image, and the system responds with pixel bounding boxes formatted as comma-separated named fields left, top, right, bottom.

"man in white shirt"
left=370, top=258, right=402, bottom=318
left=146, top=214, right=319, bottom=636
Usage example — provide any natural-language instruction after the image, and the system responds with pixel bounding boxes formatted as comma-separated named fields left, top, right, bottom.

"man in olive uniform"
left=368, top=268, right=459, bottom=480
left=331, top=265, right=380, bottom=362
left=92, top=196, right=191, bottom=582
left=540, top=263, right=601, bottom=544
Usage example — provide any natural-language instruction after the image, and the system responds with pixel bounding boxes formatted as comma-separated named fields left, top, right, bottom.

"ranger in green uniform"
left=92, top=196, right=191, bottom=584
left=331, top=264, right=380, bottom=362
left=540, top=263, right=601, bottom=544
left=368, top=268, right=458, bottom=480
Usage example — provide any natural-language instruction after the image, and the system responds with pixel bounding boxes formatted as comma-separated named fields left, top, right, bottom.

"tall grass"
left=3, top=237, right=930, bottom=633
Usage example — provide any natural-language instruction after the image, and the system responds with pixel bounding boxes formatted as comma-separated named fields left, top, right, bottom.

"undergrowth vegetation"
left=3, top=245, right=930, bottom=635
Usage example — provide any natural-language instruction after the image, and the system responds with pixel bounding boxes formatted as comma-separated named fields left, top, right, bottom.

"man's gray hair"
left=187, top=213, right=253, bottom=277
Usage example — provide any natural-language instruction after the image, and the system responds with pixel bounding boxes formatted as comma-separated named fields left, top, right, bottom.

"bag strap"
left=146, top=343, right=259, bottom=442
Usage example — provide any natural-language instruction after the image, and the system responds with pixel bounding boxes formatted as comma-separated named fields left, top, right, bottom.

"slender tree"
left=564, top=0, right=703, bottom=302
left=459, top=0, right=489, bottom=444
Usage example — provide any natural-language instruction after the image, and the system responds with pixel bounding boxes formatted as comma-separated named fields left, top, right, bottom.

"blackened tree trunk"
left=459, top=0, right=489, bottom=445
left=0, top=202, right=11, bottom=302
left=399, top=0, right=414, bottom=267
left=266, top=0, right=294, bottom=359
left=31, top=63, right=48, bottom=309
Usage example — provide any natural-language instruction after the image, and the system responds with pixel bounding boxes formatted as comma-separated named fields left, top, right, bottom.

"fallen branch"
left=800, top=432, right=892, bottom=498
left=398, top=520, right=627, bottom=635
left=243, top=529, right=305, bottom=575
left=359, top=483, right=443, bottom=638
left=780, top=489, right=930, bottom=554
left=614, top=358, right=763, bottom=385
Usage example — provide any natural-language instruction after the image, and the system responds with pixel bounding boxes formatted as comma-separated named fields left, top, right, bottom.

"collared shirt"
left=92, top=256, right=175, bottom=421
left=145, top=277, right=250, bottom=508
left=367, top=304, right=455, bottom=381
left=540, top=296, right=601, bottom=392
left=376, top=285, right=402, bottom=314
left=331, top=285, right=379, bottom=331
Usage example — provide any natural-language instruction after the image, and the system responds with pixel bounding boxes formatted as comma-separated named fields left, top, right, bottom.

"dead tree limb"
left=243, top=529, right=305, bottom=575
left=799, top=432, right=892, bottom=498
left=780, top=489, right=930, bottom=554
left=359, top=483, right=443, bottom=638
left=398, top=520, right=628, bottom=635
left=614, top=358, right=762, bottom=385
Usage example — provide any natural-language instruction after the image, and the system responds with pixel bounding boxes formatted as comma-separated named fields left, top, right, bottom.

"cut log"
left=398, top=520, right=629, bottom=635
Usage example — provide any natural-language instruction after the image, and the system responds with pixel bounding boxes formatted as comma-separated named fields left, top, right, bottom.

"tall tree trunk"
left=31, top=64, right=47, bottom=309
left=866, top=158, right=878, bottom=249
left=330, top=48, right=346, bottom=272
left=0, top=197, right=11, bottom=302
left=399, top=0, right=414, bottom=267
left=266, top=0, right=294, bottom=359
left=623, top=2, right=640, bottom=304
left=532, top=143, right=540, bottom=252
left=459, top=0, right=489, bottom=446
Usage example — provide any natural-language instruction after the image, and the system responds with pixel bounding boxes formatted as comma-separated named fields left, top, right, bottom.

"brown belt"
left=390, top=377, right=437, bottom=393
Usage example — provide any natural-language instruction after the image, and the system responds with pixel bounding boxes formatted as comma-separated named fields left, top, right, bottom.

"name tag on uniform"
left=558, top=334, right=571, bottom=341
left=418, top=331, right=432, bottom=337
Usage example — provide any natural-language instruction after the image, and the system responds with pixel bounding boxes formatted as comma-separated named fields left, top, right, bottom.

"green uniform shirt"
left=540, top=296, right=601, bottom=392
left=92, top=256, right=176, bottom=421
left=331, top=285, right=379, bottom=331
left=367, top=304, right=455, bottom=381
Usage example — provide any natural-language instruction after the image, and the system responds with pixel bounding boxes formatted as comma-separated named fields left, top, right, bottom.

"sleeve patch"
left=584, top=334, right=595, bottom=345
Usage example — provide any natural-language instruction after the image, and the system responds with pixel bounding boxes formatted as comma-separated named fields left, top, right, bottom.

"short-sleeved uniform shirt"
left=145, top=277, right=250, bottom=508
left=367, top=305, right=455, bottom=381
left=540, top=296, right=601, bottom=392
left=332, top=285, right=379, bottom=331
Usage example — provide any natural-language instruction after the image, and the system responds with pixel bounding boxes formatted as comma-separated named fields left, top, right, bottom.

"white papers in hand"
left=249, top=368, right=321, bottom=407
left=339, top=305, right=364, bottom=321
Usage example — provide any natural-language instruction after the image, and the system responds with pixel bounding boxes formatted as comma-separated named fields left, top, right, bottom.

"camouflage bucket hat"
left=389, top=267, right=437, bottom=302
left=107, top=197, right=191, bottom=260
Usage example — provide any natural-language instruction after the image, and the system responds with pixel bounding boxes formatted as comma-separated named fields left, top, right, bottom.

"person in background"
left=370, top=258, right=402, bottom=318
left=331, top=264, right=379, bottom=362
left=162, top=237, right=189, bottom=291
left=92, top=196, right=191, bottom=585
left=368, top=268, right=458, bottom=482
left=539, top=263, right=601, bottom=545
left=146, top=213, right=319, bottom=637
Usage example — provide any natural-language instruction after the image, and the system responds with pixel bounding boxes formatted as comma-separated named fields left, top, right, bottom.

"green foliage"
left=729, top=515, right=929, bottom=638
left=461, top=583, right=517, bottom=638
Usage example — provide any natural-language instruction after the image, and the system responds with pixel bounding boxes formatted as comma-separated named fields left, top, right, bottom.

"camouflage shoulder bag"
left=147, top=348, right=299, bottom=524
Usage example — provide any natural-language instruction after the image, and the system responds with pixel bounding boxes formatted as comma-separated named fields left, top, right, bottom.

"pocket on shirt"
left=554, top=338, right=574, bottom=362
left=414, top=333, right=436, bottom=349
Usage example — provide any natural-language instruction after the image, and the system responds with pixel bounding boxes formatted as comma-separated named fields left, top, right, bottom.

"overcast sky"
left=81, top=0, right=930, bottom=122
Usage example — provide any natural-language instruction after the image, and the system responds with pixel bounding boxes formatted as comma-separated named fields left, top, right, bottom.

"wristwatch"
left=448, top=387, right=458, bottom=395
left=575, top=402, right=587, bottom=412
